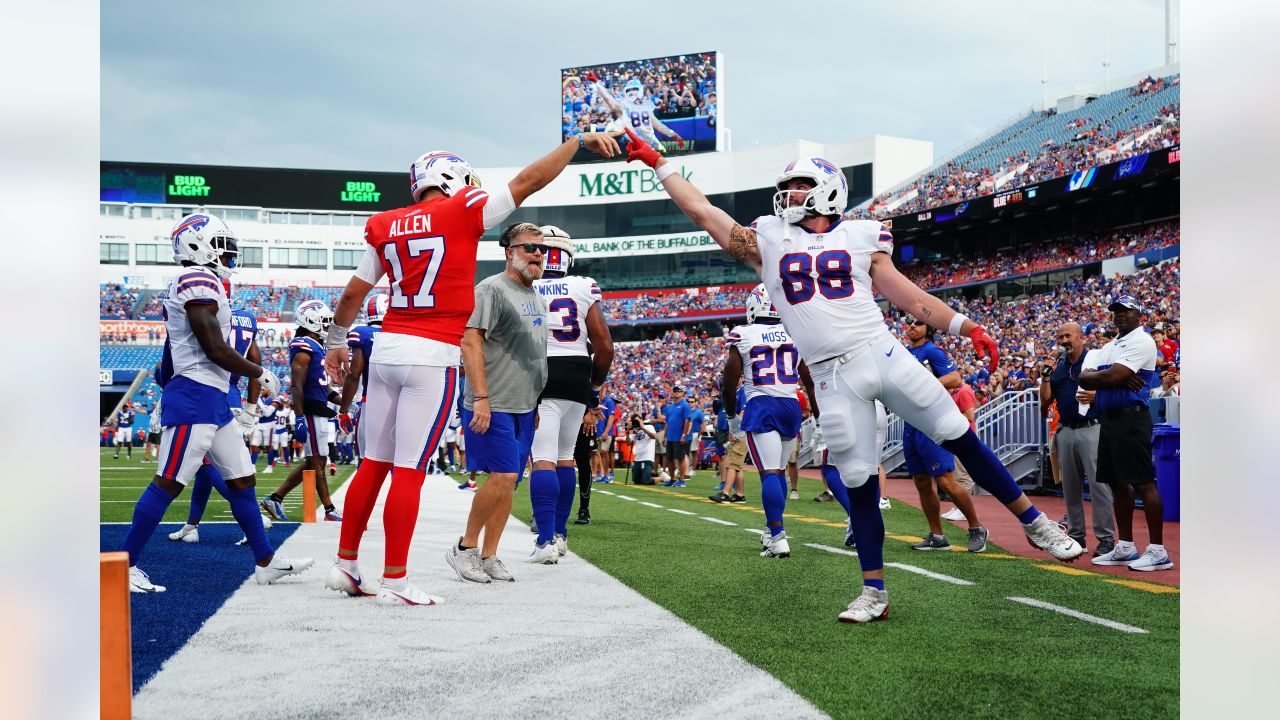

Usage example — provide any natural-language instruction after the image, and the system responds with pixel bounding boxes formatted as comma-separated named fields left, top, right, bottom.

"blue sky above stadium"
left=101, top=0, right=1173, bottom=171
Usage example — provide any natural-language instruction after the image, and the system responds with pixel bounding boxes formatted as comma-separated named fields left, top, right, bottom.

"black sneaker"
left=730, top=495, right=747, bottom=504
left=1093, top=538, right=1115, bottom=557
left=911, top=533, right=951, bottom=551
left=708, top=492, right=731, bottom=503
left=574, top=510, right=591, bottom=525
left=814, top=490, right=835, bottom=503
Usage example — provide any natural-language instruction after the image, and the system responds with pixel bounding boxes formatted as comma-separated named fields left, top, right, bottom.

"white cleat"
left=761, top=532, right=791, bottom=558
left=254, top=555, right=314, bottom=585
left=527, top=540, right=560, bottom=565
left=760, top=531, right=773, bottom=549
left=554, top=533, right=568, bottom=557
left=879, top=497, right=892, bottom=510
left=129, top=566, right=166, bottom=593
left=375, top=579, right=443, bottom=606
left=260, top=511, right=273, bottom=530
left=262, top=465, right=274, bottom=474
left=838, top=586, right=889, bottom=624
left=940, top=506, right=965, bottom=521
left=325, top=561, right=376, bottom=596
left=1023, top=513, right=1084, bottom=562
left=167, top=524, right=200, bottom=543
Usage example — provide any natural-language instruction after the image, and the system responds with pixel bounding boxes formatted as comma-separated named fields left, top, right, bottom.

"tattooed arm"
left=869, top=252, right=978, bottom=336
left=646, top=157, right=763, bottom=273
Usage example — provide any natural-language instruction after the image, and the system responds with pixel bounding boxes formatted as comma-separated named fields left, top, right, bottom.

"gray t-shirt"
left=464, top=273, right=548, bottom=413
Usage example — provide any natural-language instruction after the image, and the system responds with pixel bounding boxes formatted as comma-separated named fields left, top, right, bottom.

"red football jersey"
left=363, top=187, right=491, bottom=346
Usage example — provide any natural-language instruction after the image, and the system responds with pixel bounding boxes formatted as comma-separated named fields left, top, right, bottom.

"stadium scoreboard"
left=101, top=161, right=410, bottom=212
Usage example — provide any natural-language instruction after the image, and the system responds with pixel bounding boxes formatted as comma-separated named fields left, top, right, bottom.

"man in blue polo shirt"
left=660, top=385, right=691, bottom=487
left=1080, top=296, right=1171, bottom=572
left=684, top=395, right=706, bottom=482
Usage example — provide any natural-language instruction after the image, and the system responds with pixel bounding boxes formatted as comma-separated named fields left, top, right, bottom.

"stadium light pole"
left=1040, top=47, right=1048, bottom=111
left=1103, top=18, right=1112, bottom=92
left=1165, top=0, right=1178, bottom=65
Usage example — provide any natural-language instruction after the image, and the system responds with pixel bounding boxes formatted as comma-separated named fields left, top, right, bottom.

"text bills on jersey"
left=752, top=216, right=893, bottom=364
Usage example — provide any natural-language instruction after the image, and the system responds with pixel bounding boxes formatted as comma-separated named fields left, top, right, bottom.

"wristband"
left=948, top=314, right=969, bottom=335
left=655, top=163, right=677, bottom=182
left=325, top=323, right=351, bottom=349
left=473, top=395, right=489, bottom=401
left=578, top=134, right=586, bottom=149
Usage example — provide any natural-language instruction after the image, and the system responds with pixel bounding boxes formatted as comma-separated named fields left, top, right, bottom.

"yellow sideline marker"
left=100, top=552, right=131, bottom=720
left=302, top=469, right=317, bottom=523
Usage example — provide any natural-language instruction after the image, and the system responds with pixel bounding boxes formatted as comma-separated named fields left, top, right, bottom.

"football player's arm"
left=798, top=361, right=819, bottom=421
left=722, top=349, right=743, bottom=416
left=650, top=115, right=682, bottom=142
left=870, top=252, right=999, bottom=371
left=461, top=328, right=491, bottom=434
left=585, top=302, right=614, bottom=389
left=186, top=302, right=263, bottom=379
left=244, top=340, right=262, bottom=406
left=326, top=249, right=379, bottom=382
left=508, top=132, right=623, bottom=206
left=340, top=347, right=365, bottom=414
left=622, top=129, right=761, bottom=272
left=290, top=352, right=310, bottom=406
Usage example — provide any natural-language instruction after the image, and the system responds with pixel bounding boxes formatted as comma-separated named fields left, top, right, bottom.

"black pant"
left=575, top=423, right=596, bottom=512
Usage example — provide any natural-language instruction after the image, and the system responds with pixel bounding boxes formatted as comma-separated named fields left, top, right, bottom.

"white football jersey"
left=257, top=397, right=277, bottom=424
left=727, top=322, right=802, bottom=401
left=163, top=266, right=231, bottom=392
left=623, top=99, right=660, bottom=139
left=275, top=408, right=292, bottom=431
left=753, top=216, right=892, bottom=363
left=534, top=274, right=602, bottom=358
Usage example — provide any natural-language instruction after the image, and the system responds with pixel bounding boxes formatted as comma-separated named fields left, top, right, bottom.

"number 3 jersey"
left=356, top=184, right=516, bottom=366
left=533, top=274, right=602, bottom=406
left=727, top=321, right=802, bottom=437
left=752, top=216, right=893, bottom=364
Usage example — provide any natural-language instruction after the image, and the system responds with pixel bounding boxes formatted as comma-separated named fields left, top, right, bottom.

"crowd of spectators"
left=858, top=79, right=1179, bottom=220
left=561, top=52, right=717, bottom=140
left=99, top=283, right=141, bottom=319
left=603, top=286, right=752, bottom=321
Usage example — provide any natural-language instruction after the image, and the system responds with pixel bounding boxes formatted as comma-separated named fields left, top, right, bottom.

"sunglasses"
left=517, top=243, right=548, bottom=254
left=907, top=320, right=926, bottom=326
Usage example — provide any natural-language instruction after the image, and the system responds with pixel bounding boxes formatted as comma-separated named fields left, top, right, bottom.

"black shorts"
left=1096, top=408, right=1155, bottom=486
left=667, top=441, right=689, bottom=461
left=147, top=432, right=161, bottom=444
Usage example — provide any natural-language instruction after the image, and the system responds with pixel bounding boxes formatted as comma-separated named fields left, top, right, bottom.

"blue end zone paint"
left=100, top=522, right=300, bottom=692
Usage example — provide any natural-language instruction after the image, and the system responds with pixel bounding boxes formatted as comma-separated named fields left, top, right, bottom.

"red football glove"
left=584, top=70, right=599, bottom=83
left=623, top=127, right=662, bottom=167
left=672, top=134, right=686, bottom=150
left=968, top=325, right=999, bottom=373
left=338, top=413, right=354, bottom=434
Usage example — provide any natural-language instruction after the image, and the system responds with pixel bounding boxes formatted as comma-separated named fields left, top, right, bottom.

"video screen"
left=561, top=51, right=720, bottom=162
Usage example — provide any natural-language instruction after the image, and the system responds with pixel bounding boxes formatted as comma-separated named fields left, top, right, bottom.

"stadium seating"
left=858, top=75, right=1180, bottom=218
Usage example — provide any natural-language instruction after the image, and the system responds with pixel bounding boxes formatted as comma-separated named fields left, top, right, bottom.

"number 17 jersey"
left=753, top=216, right=892, bottom=364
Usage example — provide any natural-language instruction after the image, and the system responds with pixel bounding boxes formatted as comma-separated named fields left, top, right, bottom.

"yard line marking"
left=615, top=495, right=636, bottom=502
left=638, top=502, right=664, bottom=508
left=1033, top=563, right=1097, bottom=577
left=804, top=543, right=857, bottom=557
left=742, top=528, right=764, bottom=535
left=1006, top=596, right=1149, bottom=634
left=1103, top=579, right=1180, bottom=594
left=699, top=516, right=737, bottom=526
left=667, top=508, right=695, bottom=516
left=884, top=562, right=974, bottom=586
left=596, top=490, right=616, bottom=496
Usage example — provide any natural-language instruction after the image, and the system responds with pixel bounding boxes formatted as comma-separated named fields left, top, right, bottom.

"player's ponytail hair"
left=499, top=222, right=542, bottom=248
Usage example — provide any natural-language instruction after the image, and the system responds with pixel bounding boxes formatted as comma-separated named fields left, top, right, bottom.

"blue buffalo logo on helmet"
left=171, top=214, right=210, bottom=240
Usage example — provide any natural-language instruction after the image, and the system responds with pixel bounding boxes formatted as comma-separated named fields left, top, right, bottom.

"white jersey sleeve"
left=536, top=275, right=601, bottom=358
left=163, top=266, right=232, bottom=392
left=173, top=266, right=224, bottom=305
left=481, top=183, right=517, bottom=230
left=734, top=322, right=802, bottom=400
left=754, top=216, right=890, bottom=364
left=353, top=245, right=386, bottom=284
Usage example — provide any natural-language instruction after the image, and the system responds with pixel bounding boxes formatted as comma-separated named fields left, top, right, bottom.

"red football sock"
left=383, top=466, right=427, bottom=576
left=337, top=459, right=392, bottom=560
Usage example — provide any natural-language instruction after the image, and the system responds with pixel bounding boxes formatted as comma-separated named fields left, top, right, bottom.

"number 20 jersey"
left=727, top=322, right=801, bottom=401
left=532, top=274, right=602, bottom=358
left=753, top=216, right=893, bottom=363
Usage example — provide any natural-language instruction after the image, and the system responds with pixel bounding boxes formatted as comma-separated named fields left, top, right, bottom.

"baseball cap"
left=672, top=386, right=684, bottom=393
left=1108, top=295, right=1142, bottom=313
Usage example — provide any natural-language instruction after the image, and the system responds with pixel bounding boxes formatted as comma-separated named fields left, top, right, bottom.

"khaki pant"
left=723, top=436, right=748, bottom=471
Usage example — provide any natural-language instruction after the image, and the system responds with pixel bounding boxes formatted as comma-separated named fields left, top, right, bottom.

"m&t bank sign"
left=578, top=166, right=693, bottom=197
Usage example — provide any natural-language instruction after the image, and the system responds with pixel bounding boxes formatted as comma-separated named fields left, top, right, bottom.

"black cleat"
left=574, top=510, right=591, bottom=525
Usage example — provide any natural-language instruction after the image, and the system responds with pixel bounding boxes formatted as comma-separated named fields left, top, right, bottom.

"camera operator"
left=629, top=414, right=658, bottom=485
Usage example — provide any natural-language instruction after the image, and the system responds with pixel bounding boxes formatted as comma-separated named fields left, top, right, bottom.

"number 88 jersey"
left=752, top=216, right=893, bottom=364
left=533, top=274, right=602, bottom=358
left=728, top=322, right=801, bottom=400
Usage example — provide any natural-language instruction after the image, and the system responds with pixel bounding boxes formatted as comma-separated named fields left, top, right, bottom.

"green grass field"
left=510, top=469, right=1180, bottom=720
left=99, top=447, right=355, bottom=523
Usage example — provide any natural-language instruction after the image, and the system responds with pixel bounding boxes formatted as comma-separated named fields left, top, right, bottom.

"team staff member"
left=1041, top=321, right=1115, bottom=556
left=659, top=386, right=692, bottom=487
left=447, top=224, right=550, bottom=581
left=1081, top=296, right=1172, bottom=572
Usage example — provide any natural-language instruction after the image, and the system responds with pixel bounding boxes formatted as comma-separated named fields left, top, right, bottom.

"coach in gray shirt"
left=447, top=222, right=549, bottom=583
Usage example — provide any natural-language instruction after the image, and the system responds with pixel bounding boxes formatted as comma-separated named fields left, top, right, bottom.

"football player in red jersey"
left=320, top=132, right=620, bottom=605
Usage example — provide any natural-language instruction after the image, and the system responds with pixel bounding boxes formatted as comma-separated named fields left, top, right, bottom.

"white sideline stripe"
left=885, top=562, right=974, bottom=586
left=596, top=489, right=616, bottom=496
left=638, top=501, right=664, bottom=508
left=742, top=528, right=765, bottom=535
left=667, top=508, right=695, bottom=516
left=615, top=495, right=637, bottom=501
left=699, top=516, right=737, bottom=526
left=1007, top=596, right=1149, bottom=634
left=804, top=542, right=857, bottom=557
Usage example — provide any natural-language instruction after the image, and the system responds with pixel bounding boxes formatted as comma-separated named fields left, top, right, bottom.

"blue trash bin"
left=1151, top=424, right=1180, bottom=522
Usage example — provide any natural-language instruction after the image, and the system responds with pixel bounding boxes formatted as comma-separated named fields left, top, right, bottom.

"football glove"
left=968, top=325, right=999, bottom=374
left=728, top=415, right=742, bottom=437
left=338, top=413, right=354, bottom=434
left=623, top=127, right=662, bottom=168
left=811, top=422, right=825, bottom=453
left=584, top=70, right=599, bottom=83
left=232, top=408, right=256, bottom=437
left=258, top=369, right=281, bottom=398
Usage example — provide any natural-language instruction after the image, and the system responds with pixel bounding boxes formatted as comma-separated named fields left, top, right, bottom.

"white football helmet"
left=171, top=213, right=239, bottom=279
left=624, top=78, right=643, bottom=103
left=410, top=151, right=480, bottom=201
left=772, top=157, right=849, bottom=223
left=365, top=294, right=390, bottom=325
left=295, top=299, right=333, bottom=335
left=539, top=225, right=574, bottom=275
left=745, top=284, right=781, bottom=324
